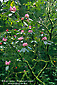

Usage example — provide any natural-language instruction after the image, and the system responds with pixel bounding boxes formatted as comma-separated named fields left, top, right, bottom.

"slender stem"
left=37, top=63, right=48, bottom=77
left=50, top=56, right=55, bottom=66
left=47, top=2, right=55, bottom=66
left=7, top=43, right=45, bottom=84
left=33, top=59, right=50, bottom=62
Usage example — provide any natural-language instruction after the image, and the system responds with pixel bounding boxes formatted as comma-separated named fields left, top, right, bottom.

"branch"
left=52, top=33, right=57, bottom=39
left=9, top=43, right=45, bottom=84
left=32, top=62, right=38, bottom=69
left=50, top=56, right=55, bottom=66
left=37, top=63, right=48, bottom=77
left=47, top=2, right=55, bottom=34
left=48, top=13, right=54, bottom=33
left=32, top=59, right=50, bottom=63
left=24, top=60, right=45, bottom=85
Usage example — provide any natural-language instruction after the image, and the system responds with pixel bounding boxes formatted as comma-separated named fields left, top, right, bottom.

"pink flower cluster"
left=18, top=37, right=24, bottom=41
left=10, top=6, right=16, bottom=12
left=27, top=19, right=29, bottom=22
left=21, top=17, right=24, bottom=20
left=28, top=30, right=33, bottom=33
left=42, top=37, right=47, bottom=40
left=18, top=50, right=20, bottom=52
left=29, top=25, right=31, bottom=29
left=21, top=30, right=24, bottom=33
left=5, top=61, right=11, bottom=65
left=14, top=35, right=16, bottom=38
left=24, top=70, right=26, bottom=72
left=23, top=43, right=28, bottom=47
left=6, top=29, right=8, bottom=31
left=2, top=38, right=7, bottom=42
left=25, top=14, right=29, bottom=18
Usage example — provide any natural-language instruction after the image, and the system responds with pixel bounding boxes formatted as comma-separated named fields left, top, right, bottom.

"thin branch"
left=24, top=60, right=45, bottom=85
left=37, top=63, right=48, bottom=77
left=8, top=43, right=45, bottom=84
left=48, top=13, right=54, bottom=33
left=32, top=59, right=50, bottom=63
left=32, top=62, right=38, bottom=69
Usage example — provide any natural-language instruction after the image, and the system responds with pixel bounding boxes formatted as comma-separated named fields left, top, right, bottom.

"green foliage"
left=0, top=0, right=57, bottom=85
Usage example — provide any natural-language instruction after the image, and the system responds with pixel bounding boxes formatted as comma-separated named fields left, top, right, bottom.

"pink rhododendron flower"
left=5, top=61, right=8, bottom=65
left=29, top=25, right=31, bottom=28
left=2, top=13, right=3, bottom=14
left=9, top=61, right=11, bottom=63
left=7, top=62, right=10, bottom=65
left=18, top=50, right=20, bottom=52
left=13, top=6, right=16, bottom=12
left=42, top=37, right=47, bottom=40
left=25, top=14, right=29, bottom=18
left=18, top=37, right=24, bottom=40
left=24, top=70, right=26, bottom=72
left=21, top=17, right=24, bottom=20
left=10, top=6, right=13, bottom=11
left=14, top=35, right=16, bottom=38
left=27, top=19, right=29, bottom=22
left=23, top=43, right=28, bottom=47
left=5, top=61, right=11, bottom=65
left=10, top=6, right=16, bottom=12
left=6, top=29, right=8, bottom=31
left=2, top=38, right=7, bottom=42
left=28, top=30, right=33, bottom=33
left=21, top=30, right=24, bottom=33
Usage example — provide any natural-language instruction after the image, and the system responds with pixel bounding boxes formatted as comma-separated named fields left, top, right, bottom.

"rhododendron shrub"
left=0, top=0, right=57, bottom=85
